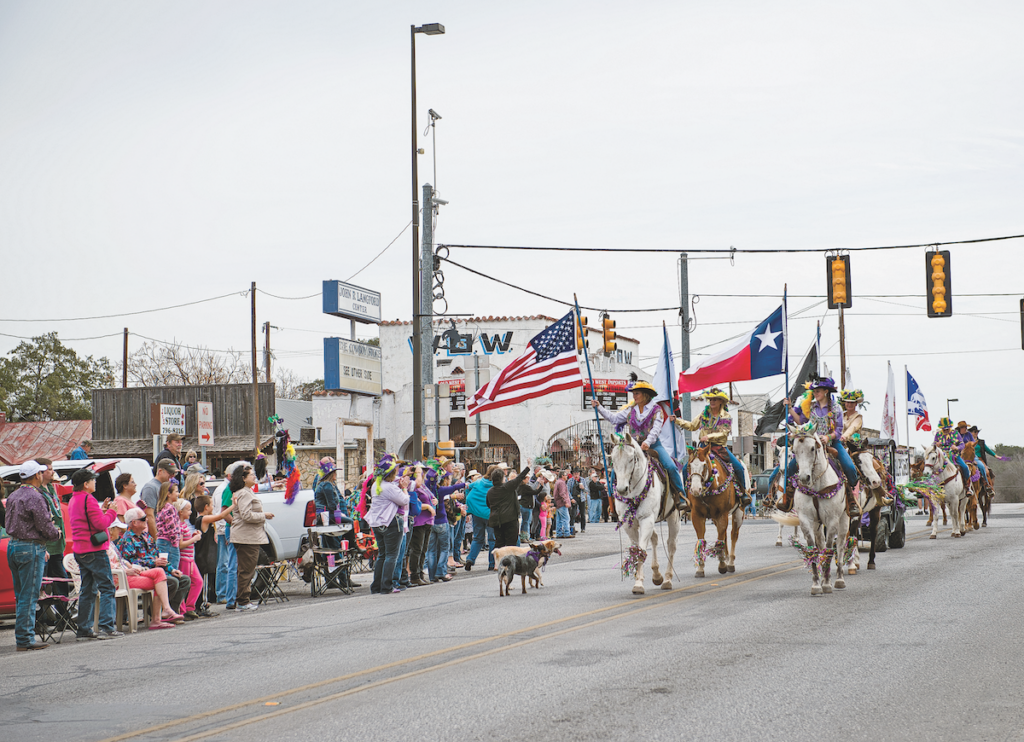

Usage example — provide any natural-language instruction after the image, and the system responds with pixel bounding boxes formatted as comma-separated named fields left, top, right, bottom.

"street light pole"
left=411, top=22, right=445, bottom=462
left=946, top=398, right=958, bottom=418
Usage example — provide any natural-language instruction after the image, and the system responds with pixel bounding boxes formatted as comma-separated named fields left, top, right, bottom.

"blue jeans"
left=519, top=505, right=534, bottom=542
left=156, top=539, right=181, bottom=572
left=450, top=517, right=466, bottom=562
left=466, top=516, right=495, bottom=569
left=75, top=550, right=116, bottom=635
left=954, top=455, right=971, bottom=484
left=555, top=506, right=570, bottom=537
left=588, top=498, right=602, bottom=523
left=7, top=540, right=46, bottom=647
left=371, top=518, right=403, bottom=593
left=425, top=524, right=450, bottom=581
left=392, top=528, right=410, bottom=586
left=834, top=440, right=858, bottom=486
left=216, top=526, right=237, bottom=604
left=650, top=439, right=685, bottom=492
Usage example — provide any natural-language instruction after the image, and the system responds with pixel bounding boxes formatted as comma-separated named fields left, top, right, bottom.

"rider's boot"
left=738, top=488, right=752, bottom=509
left=845, top=483, right=860, bottom=519
left=675, top=488, right=691, bottom=514
left=776, top=483, right=795, bottom=512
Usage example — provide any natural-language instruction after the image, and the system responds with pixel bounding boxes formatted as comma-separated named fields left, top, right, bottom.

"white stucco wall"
left=376, top=316, right=648, bottom=461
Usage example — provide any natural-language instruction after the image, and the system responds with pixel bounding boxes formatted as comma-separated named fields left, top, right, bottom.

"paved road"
left=4, top=504, right=1024, bottom=742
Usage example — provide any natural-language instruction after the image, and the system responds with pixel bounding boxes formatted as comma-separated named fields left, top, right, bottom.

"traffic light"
left=436, top=440, right=455, bottom=458
left=601, top=314, right=617, bottom=355
left=926, top=250, right=952, bottom=318
left=575, top=313, right=589, bottom=353
left=826, top=255, right=852, bottom=309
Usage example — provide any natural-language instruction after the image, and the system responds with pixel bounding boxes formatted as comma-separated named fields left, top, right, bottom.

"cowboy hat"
left=956, top=420, right=968, bottom=429
left=840, top=389, right=865, bottom=404
left=809, top=376, right=837, bottom=393
left=700, top=388, right=730, bottom=403
left=541, top=470, right=556, bottom=483
left=627, top=380, right=657, bottom=398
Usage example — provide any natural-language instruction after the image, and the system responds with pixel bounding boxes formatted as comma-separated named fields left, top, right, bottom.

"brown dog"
left=496, top=541, right=562, bottom=596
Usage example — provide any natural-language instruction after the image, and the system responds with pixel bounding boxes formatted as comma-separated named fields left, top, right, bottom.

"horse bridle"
left=616, top=439, right=645, bottom=493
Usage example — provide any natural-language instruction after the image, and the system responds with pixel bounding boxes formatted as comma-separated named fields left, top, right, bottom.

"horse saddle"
left=642, top=452, right=685, bottom=520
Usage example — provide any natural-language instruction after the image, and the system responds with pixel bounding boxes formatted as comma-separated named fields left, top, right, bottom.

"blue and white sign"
left=322, top=280, right=382, bottom=324
left=324, top=337, right=383, bottom=395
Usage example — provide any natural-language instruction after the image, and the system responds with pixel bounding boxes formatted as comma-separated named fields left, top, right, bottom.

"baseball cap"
left=71, top=468, right=99, bottom=489
left=19, top=460, right=48, bottom=479
left=110, top=520, right=128, bottom=530
left=124, top=508, right=146, bottom=526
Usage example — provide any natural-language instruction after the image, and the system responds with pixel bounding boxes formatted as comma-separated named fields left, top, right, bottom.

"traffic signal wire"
left=439, top=232, right=1024, bottom=254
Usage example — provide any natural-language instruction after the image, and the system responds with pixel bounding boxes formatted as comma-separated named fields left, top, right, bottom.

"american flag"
left=468, top=311, right=584, bottom=416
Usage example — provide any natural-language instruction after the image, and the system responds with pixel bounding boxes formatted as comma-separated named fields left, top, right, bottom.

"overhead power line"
left=0, top=291, right=243, bottom=323
left=440, top=232, right=1024, bottom=254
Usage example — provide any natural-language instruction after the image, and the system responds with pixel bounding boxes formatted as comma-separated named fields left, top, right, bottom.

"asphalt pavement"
left=4, top=504, right=1024, bottom=742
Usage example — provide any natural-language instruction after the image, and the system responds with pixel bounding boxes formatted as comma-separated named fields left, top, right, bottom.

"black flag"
left=755, top=341, right=818, bottom=436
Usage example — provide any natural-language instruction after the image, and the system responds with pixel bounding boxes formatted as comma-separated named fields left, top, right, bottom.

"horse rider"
left=591, top=379, right=688, bottom=512
left=780, top=376, right=860, bottom=515
left=670, top=388, right=752, bottom=509
left=839, top=389, right=866, bottom=449
left=956, top=421, right=992, bottom=490
left=933, top=417, right=972, bottom=485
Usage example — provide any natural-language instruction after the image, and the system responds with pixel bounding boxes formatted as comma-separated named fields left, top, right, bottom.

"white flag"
left=881, top=361, right=899, bottom=443
left=651, top=325, right=685, bottom=460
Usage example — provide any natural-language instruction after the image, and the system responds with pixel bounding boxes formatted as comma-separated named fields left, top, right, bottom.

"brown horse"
left=686, top=446, right=743, bottom=578
left=849, top=450, right=891, bottom=572
left=962, top=442, right=992, bottom=528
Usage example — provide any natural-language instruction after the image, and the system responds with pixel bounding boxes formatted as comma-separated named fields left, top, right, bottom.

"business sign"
left=159, top=404, right=186, bottom=436
left=197, top=401, right=214, bottom=447
left=439, top=379, right=466, bottom=412
left=324, top=337, right=383, bottom=395
left=581, top=378, right=629, bottom=411
left=322, top=280, right=382, bottom=324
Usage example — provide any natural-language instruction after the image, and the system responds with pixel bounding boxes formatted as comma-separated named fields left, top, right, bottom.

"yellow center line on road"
left=164, top=564, right=807, bottom=742
left=96, top=558, right=801, bottom=742
left=99, top=526, right=945, bottom=742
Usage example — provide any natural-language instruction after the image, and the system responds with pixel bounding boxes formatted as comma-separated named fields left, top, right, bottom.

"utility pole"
left=251, top=282, right=260, bottom=457
left=838, top=306, right=847, bottom=389
left=263, top=321, right=272, bottom=383
left=421, top=183, right=435, bottom=390
left=678, top=253, right=692, bottom=444
left=122, top=328, right=128, bottom=388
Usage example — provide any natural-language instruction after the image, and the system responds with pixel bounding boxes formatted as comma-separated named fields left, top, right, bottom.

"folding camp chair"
left=252, top=561, right=290, bottom=605
left=36, top=577, right=77, bottom=644
left=307, top=528, right=353, bottom=596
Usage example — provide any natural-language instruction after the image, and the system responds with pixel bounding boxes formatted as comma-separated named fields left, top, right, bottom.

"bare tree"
left=120, top=341, right=250, bottom=387
left=273, top=367, right=306, bottom=400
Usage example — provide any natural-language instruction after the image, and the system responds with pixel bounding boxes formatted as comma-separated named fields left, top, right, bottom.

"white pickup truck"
left=210, top=480, right=315, bottom=561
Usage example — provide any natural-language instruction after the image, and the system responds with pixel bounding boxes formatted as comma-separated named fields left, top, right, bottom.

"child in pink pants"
left=174, top=500, right=204, bottom=615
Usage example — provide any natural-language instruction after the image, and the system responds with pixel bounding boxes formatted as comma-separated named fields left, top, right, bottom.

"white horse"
left=922, top=445, right=968, bottom=539
left=609, top=432, right=680, bottom=595
left=790, top=428, right=852, bottom=596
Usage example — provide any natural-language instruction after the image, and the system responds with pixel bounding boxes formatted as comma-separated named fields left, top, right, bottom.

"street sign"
left=159, top=404, right=186, bottom=436
left=322, top=280, right=382, bottom=324
left=324, top=337, right=383, bottom=396
left=197, top=401, right=214, bottom=447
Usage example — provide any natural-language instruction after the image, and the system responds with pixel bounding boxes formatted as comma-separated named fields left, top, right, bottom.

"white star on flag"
left=754, top=326, right=782, bottom=351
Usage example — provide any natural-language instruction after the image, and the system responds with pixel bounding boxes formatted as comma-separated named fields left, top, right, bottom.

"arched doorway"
left=397, top=420, right=521, bottom=472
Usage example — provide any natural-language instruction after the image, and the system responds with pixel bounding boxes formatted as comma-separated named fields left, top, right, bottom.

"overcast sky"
left=1, top=1, right=1021, bottom=447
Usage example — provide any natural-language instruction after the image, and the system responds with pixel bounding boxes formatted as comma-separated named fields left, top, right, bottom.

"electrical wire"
left=0, top=330, right=124, bottom=342
left=440, top=232, right=1024, bottom=254
left=0, top=291, right=243, bottom=323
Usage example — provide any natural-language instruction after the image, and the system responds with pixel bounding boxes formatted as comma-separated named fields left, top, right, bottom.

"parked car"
left=0, top=458, right=157, bottom=616
left=210, top=480, right=315, bottom=561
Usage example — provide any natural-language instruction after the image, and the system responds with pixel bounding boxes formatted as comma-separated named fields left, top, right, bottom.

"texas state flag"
left=678, top=305, right=785, bottom=393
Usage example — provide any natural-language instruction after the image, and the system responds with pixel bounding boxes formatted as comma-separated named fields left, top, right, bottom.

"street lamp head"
left=416, top=23, right=445, bottom=35
left=428, top=109, right=442, bottom=121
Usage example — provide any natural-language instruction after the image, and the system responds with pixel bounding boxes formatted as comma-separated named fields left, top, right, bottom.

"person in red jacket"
left=68, top=469, right=123, bottom=641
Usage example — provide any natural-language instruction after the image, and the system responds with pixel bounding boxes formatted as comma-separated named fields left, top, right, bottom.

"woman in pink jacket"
left=68, top=468, right=122, bottom=640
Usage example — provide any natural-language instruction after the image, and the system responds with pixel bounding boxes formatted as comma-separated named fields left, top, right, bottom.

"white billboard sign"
left=160, top=404, right=186, bottom=436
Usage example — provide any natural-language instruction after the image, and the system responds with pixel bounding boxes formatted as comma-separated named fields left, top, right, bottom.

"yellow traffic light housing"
left=436, top=440, right=455, bottom=458
left=926, top=250, right=952, bottom=318
left=601, top=314, right=617, bottom=355
left=575, top=313, right=589, bottom=353
left=826, top=255, right=852, bottom=309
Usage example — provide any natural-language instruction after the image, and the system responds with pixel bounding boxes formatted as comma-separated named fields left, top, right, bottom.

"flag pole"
left=575, top=294, right=612, bottom=488
left=663, top=321, right=679, bottom=461
left=904, top=364, right=910, bottom=452
left=783, top=285, right=790, bottom=489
